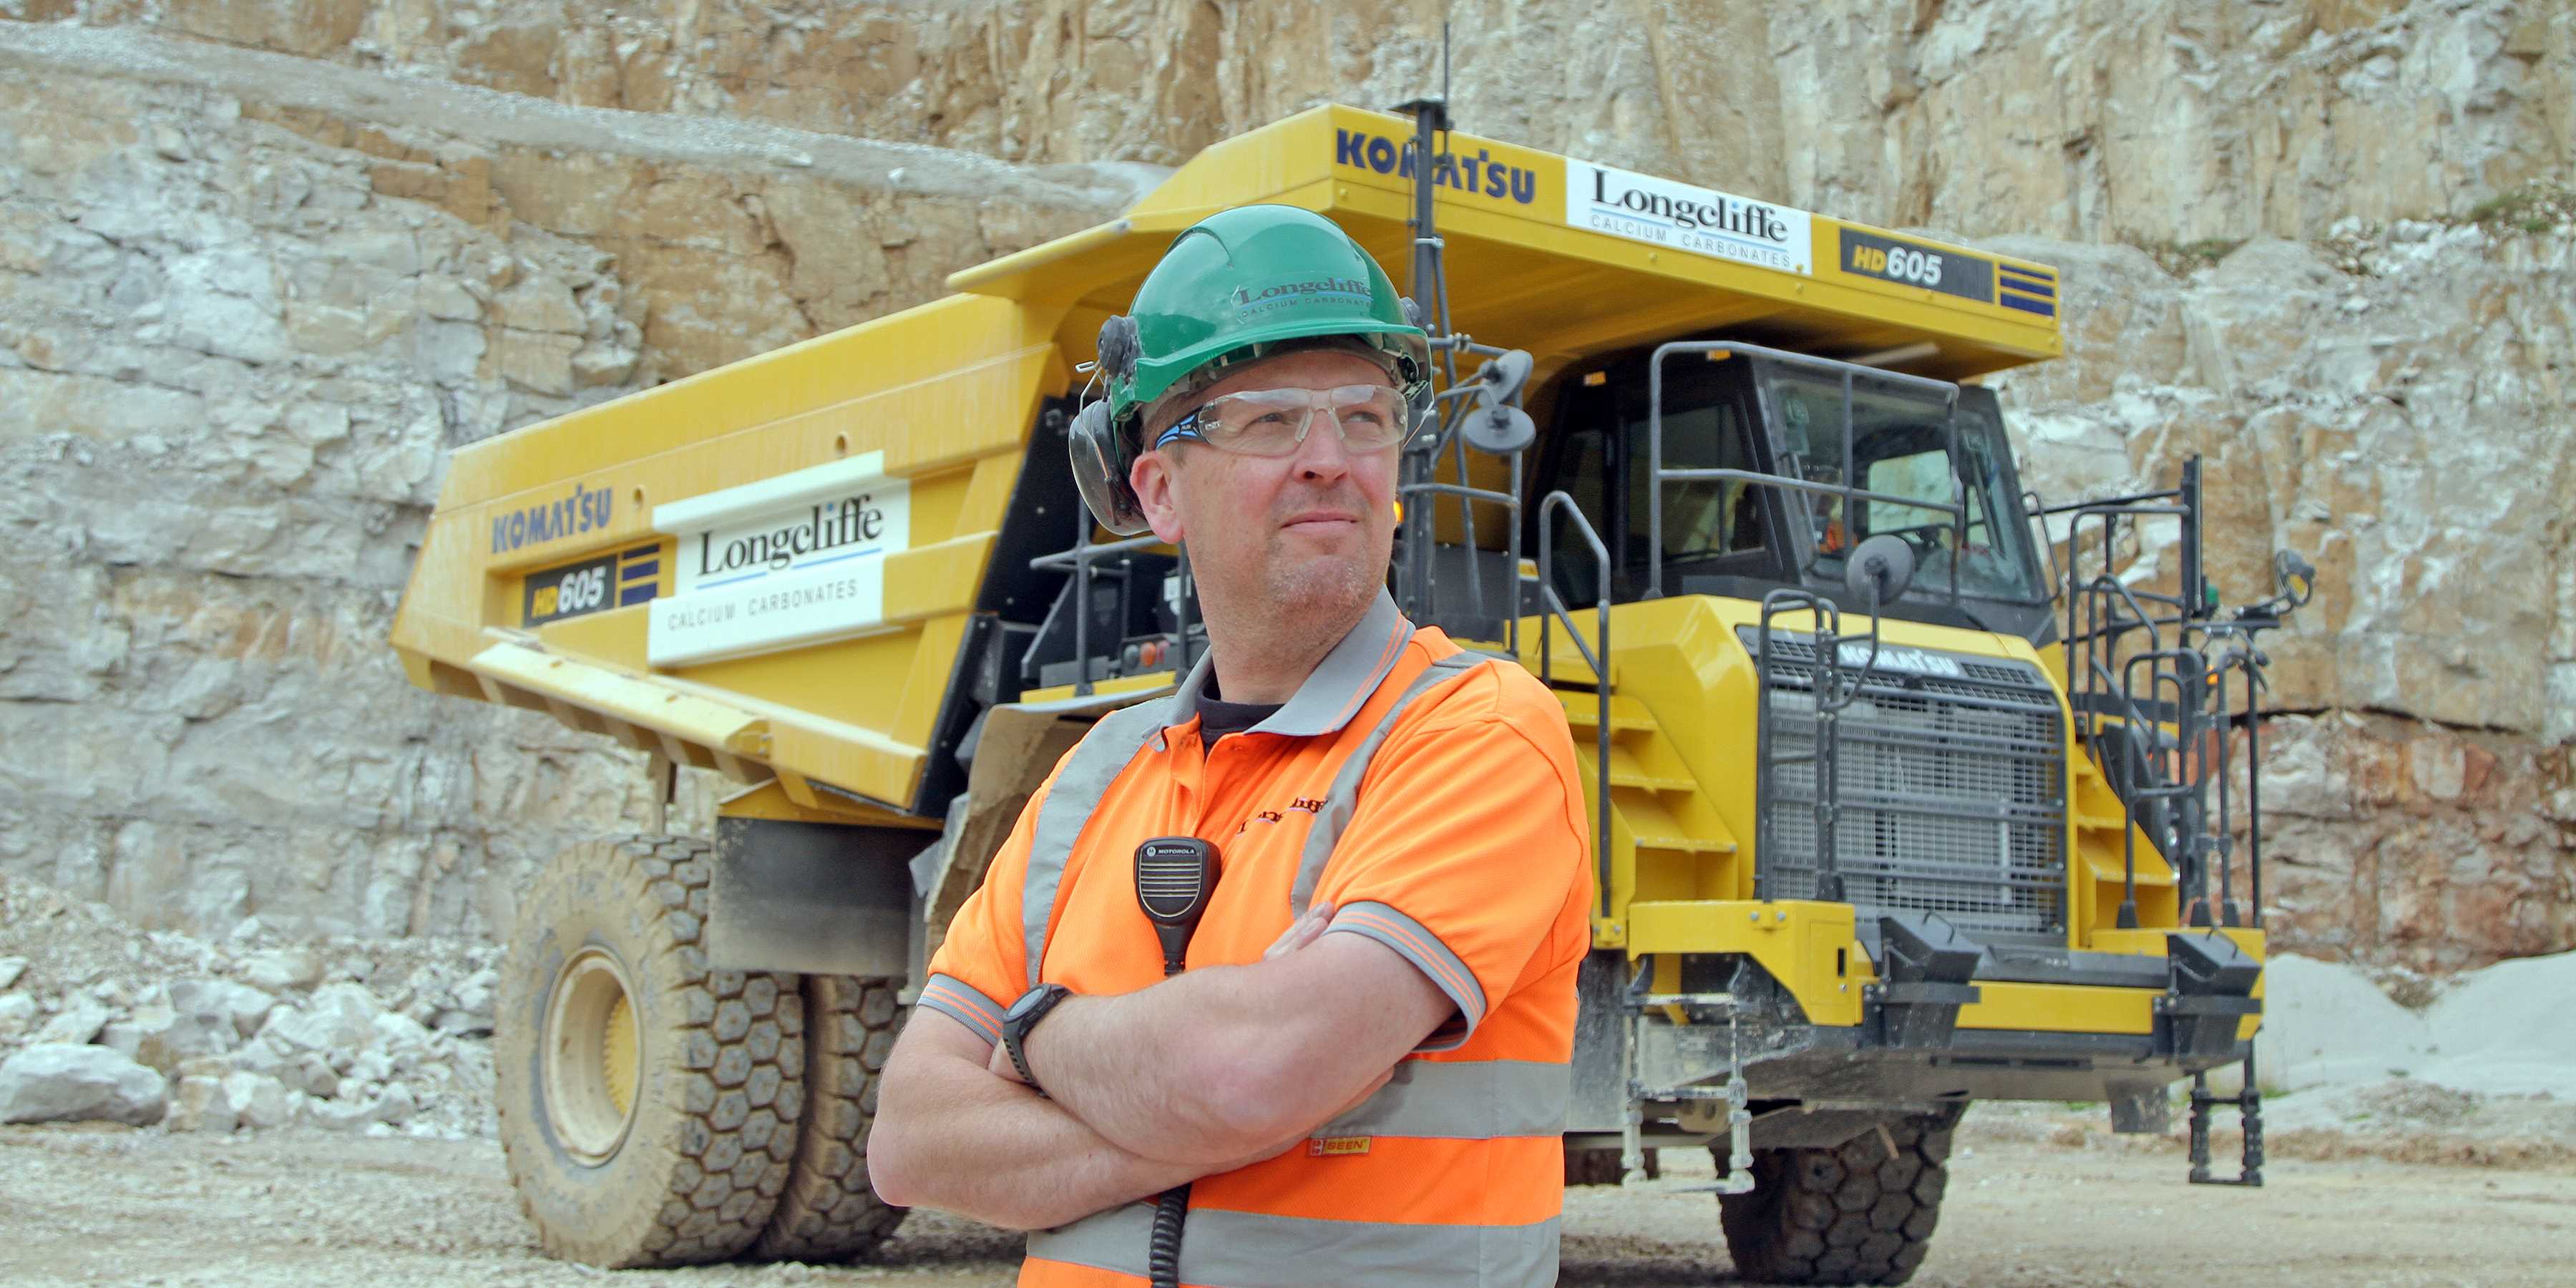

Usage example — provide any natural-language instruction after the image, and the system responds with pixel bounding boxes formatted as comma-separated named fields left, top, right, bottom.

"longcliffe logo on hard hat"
left=1231, top=276, right=1373, bottom=308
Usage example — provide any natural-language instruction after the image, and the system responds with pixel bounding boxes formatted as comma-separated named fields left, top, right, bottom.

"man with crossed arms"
left=872, top=205, right=1590, bottom=1287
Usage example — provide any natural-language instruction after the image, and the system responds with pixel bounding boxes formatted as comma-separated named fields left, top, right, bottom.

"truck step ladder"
left=1557, top=692, right=1741, bottom=917
left=2187, top=1054, right=2265, bottom=1187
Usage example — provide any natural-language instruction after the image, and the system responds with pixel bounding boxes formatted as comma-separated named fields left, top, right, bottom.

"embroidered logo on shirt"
left=1307, top=1136, right=1372, bottom=1157
left=1232, top=796, right=1327, bottom=839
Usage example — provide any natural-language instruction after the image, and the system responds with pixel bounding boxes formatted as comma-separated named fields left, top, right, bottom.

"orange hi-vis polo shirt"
left=917, top=590, right=1592, bottom=1288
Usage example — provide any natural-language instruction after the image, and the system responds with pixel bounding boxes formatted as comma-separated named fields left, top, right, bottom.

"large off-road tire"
left=1715, top=1106, right=1965, bottom=1286
left=496, top=836, right=807, bottom=1268
left=753, top=974, right=910, bottom=1260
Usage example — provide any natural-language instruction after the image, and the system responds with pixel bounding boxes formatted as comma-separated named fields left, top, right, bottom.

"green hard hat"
left=1069, top=205, right=1434, bottom=536
left=1099, top=205, right=1431, bottom=434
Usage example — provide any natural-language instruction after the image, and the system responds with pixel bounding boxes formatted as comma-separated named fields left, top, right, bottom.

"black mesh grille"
left=1747, top=630, right=2067, bottom=942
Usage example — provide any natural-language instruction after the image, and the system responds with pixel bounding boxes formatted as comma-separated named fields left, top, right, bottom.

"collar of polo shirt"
left=1162, top=589, right=1413, bottom=743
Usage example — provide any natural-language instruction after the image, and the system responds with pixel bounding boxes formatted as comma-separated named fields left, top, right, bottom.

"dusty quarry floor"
left=5, top=1116, right=2568, bottom=1287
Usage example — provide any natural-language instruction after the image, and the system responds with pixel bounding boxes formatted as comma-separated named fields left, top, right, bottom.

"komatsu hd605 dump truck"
left=391, top=102, right=2310, bottom=1282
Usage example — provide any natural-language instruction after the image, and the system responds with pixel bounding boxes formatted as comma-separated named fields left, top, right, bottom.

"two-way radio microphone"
left=1134, top=836, right=1218, bottom=977
left=1132, top=836, right=1219, bottom=1288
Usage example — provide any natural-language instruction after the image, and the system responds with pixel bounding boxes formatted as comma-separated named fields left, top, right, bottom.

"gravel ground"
left=4, top=1121, right=2568, bottom=1287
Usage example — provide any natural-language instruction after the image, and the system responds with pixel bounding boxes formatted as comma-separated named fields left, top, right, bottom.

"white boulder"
left=31, top=1001, right=112, bottom=1047
left=169, top=978, right=280, bottom=1040
left=0, top=1043, right=168, bottom=1126
left=237, top=948, right=323, bottom=993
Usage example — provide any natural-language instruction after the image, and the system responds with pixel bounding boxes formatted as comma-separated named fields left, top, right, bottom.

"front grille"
left=1746, top=630, right=2067, bottom=942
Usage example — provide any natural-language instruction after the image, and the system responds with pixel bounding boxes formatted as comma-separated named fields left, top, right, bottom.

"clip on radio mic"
left=1132, top=836, right=1219, bottom=1288
left=1134, top=836, right=1218, bottom=978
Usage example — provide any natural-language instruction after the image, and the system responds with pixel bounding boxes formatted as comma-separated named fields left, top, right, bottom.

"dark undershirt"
left=1196, top=679, right=1282, bottom=747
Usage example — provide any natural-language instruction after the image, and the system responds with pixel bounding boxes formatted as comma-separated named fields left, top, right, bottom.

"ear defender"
left=1066, top=316, right=1153, bottom=536
left=1068, top=398, right=1152, bottom=537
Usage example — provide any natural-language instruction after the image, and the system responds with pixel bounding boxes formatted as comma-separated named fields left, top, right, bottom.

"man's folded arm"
left=1020, top=929, right=1452, bottom=1167
left=867, top=1006, right=1221, bottom=1230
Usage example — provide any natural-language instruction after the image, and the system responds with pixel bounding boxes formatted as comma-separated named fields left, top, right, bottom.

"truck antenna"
left=1390, top=23, right=1458, bottom=623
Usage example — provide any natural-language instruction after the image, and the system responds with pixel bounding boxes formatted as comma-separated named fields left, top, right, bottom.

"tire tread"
left=497, top=836, right=805, bottom=1269
left=752, top=974, right=911, bottom=1262
left=1716, top=1106, right=1965, bottom=1287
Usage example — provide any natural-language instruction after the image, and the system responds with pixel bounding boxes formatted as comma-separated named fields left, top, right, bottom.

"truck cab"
left=1531, top=343, right=2053, bottom=640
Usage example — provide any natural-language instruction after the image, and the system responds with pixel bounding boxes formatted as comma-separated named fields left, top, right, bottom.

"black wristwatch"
left=1000, top=982, right=1074, bottom=1097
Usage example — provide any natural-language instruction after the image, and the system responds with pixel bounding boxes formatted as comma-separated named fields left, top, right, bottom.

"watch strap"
left=1002, top=982, right=1073, bottom=1098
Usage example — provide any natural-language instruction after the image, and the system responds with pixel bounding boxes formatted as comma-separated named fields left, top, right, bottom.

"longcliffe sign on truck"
left=1565, top=158, right=1814, bottom=275
left=646, top=452, right=912, bottom=666
left=1326, top=117, right=2057, bottom=322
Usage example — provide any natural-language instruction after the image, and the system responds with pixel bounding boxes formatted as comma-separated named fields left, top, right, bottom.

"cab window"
left=1542, top=358, right=1770, bottom=606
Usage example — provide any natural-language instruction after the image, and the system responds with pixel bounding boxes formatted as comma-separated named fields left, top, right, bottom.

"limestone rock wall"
left=2253, top=714, right=2575, bottom=973
left=0, top=6, right=2570, bottom=969
left=1979, top=213, right=2576, bottom=970
left=0, top=25, right=1126, bottom=940
left=19, top=0, right=2567, bottom=242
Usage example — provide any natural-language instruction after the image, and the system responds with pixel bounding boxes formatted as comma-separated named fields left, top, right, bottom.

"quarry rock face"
left=42, top=0, right=2565, bottom=244
left=0, top=24, right=1124, bottom=942
left=0, top=7, right=2570, bottom=969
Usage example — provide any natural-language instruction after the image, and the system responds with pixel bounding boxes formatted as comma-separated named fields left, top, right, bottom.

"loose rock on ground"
left=0, top=872, right=495, bottom=1139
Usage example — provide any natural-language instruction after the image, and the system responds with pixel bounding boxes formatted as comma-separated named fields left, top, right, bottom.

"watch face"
left=1005, top=985, right=1058, bottom=1025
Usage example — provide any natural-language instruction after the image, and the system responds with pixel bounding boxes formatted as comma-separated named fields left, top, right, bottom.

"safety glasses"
left=1153, top=384, right=1413, bottom=457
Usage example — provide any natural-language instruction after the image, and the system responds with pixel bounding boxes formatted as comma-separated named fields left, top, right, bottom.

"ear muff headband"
left=1098, top=314, right=1141, bottom=381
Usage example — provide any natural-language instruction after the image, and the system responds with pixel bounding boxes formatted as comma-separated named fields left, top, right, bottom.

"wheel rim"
left=544, top=947, right=643, bottom=1166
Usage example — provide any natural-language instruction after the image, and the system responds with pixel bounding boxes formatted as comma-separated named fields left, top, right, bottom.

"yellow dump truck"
left=392, top=101, right=2306, bottom=1281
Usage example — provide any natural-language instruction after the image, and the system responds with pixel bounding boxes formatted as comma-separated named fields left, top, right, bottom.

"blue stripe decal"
left=622, top=543, right=659, bottom=560
left=2000, top=293, right=2057, bottom=318
left=619, top=584, right=657, bottom=607
left=620, top=559, right=659, bottom=582
left=1999, top=273, right=2056, bottom=298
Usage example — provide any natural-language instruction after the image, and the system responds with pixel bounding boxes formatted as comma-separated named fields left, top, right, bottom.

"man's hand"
left=1264, top=902, right=1334, bottom=960
left=989, top=1033, right=1029, bottom=1085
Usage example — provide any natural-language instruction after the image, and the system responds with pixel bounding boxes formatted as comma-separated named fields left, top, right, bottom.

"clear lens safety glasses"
left=1153, top=384, right=1413, bottom=457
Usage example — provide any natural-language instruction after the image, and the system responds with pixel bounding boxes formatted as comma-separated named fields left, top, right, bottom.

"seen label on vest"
left=1307, top=1136, right=1372, bottom=1158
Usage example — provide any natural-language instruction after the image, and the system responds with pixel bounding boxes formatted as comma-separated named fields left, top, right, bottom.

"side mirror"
left=1458, top=348, right=1537, bottom=455
left=2273, top=549, right=2316, bottom=610
left=1845, top=533, right=1916, bottom=607
left=1473, top=349, right=1534, bottom=407
left=1461, top=405, right=1536, bottom=454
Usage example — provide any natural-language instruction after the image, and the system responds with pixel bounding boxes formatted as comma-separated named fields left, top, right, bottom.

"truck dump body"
left=392, top=294, right=1066, bottom=816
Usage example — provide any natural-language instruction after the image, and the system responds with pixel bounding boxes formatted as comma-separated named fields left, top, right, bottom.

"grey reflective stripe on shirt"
left=1020, top=699, right=1170, bottom=990
left=1325, top=899, right=1488, bottom=1045
left=914, top=972, right=1006, bottom=1044
left=1287, top=652, right=1486, bottom=915
left=1028, top=1205, right=1559, bottom=1288
left=1314, top=1056, right=1568, bottom=1139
